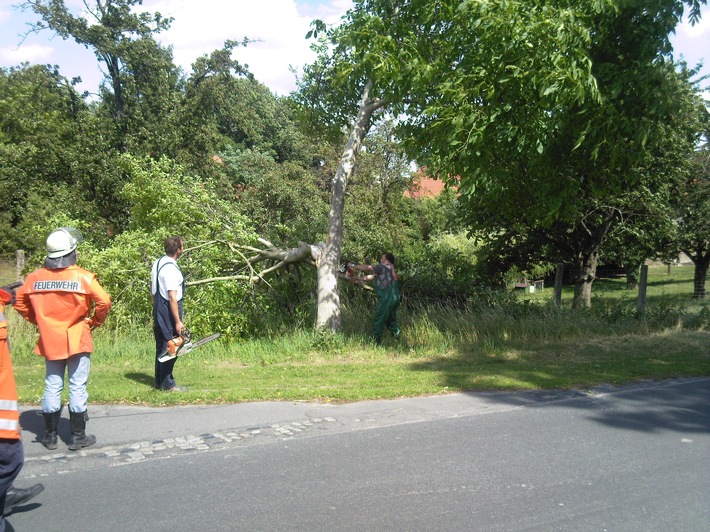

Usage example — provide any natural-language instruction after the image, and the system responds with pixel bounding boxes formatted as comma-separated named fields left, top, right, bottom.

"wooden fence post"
left=554, top=263, right=564, bottom=307
left=16, top=250, right=25, bottom=282
left=637, top=264, right=648, bottom=313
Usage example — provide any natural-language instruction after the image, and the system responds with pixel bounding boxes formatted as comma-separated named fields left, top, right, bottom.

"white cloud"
left=143, top=0, right=352, bottom=95
left=0, top=43, right=54, bottom=63
left=676, top=9, right=710, bottom=38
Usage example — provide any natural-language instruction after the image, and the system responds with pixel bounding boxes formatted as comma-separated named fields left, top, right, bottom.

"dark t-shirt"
left=372, top=263, right=397, bottom=291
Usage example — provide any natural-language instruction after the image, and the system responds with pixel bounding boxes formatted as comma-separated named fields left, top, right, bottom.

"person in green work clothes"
left=351, top=253, right=401, bottom=344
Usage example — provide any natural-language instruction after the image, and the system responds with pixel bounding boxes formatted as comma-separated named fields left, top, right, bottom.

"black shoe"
left=4, top=483, right=45, bottom=514
left=68, top=433, right=97, bottom=451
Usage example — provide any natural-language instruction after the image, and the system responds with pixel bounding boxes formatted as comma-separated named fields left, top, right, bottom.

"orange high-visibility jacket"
left=0, top=288, right=20, bottom=440
left=14, top=266, right=112, bottom=361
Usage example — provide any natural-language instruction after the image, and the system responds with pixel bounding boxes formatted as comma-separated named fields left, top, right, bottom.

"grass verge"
left=6, top=265, right=710, bottom=406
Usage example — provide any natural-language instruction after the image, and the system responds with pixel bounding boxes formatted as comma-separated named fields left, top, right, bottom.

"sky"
left=0, top=0, right=354, bottom=96
left=0, top=0, right=708, bottom=98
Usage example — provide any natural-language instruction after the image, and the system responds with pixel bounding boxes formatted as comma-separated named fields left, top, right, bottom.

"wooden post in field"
left=554, top=263, right=564, bottom=307
left=16, top=250, right=25, bottom=282
left=637, top=264, right=648, bottom=313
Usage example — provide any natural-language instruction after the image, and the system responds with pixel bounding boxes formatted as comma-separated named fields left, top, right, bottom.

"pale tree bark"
left=315, top=81, right=386, bottom=332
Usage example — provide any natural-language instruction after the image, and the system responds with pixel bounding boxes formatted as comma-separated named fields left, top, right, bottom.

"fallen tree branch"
left=183, top=239, right=372, bottom=292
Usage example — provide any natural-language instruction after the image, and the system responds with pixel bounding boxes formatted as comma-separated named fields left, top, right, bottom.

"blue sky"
left=0, top=0, right=708, bottom=97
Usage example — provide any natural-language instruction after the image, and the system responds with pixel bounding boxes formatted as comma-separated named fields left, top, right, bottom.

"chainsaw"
left=338, top=259, right=357, bottom=284
left=157, top=327, right=221, bottom=363
left=338, top=259, right=374, bottom=291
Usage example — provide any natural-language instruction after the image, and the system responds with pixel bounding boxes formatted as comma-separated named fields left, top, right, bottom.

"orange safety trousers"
left=0, top=289, right=20, bottom=440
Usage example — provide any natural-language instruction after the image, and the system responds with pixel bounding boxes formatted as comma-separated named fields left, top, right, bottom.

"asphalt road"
left=6, top=377, right=710, bottom=531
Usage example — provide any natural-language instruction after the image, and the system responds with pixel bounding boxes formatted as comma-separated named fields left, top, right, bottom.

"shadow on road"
left=19, top=407, right=76, bottom=446
left=458, top=379, right=710, bottom=435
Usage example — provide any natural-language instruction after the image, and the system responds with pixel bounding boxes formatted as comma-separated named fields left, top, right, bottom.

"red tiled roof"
left=405, top=170, right=448, bottom=198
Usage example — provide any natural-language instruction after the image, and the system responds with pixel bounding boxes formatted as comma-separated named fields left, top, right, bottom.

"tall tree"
left=22, top=0, right=178, bottom=150
left=313, top=81, right=386, bottom=330
left=297, top=0, right=601, bottom=327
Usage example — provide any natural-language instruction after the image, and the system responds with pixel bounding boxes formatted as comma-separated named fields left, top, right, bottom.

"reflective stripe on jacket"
left=0, top=289, right=20, bottom=439
left=13, top=265, right=112, bottom=360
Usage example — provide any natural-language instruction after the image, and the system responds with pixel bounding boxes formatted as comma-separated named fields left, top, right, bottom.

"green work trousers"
left=373, top=282, right=400, bottom=343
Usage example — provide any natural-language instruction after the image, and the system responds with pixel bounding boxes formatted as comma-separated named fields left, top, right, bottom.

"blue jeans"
left=42, top=353, right=91, bottom=414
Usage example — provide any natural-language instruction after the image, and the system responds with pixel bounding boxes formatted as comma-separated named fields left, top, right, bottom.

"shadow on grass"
left=592, top=279, right=629, bottom=293
left=125, top=372, right=154, bottom=388
left=647, top=277, right=694, bottom=288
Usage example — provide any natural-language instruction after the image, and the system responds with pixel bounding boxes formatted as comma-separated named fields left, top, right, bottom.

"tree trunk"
left=691, top=254, right=709, bottom=299
left=106, top=53, right=126, bottom=120
left=624, top=262, right=641, bottom=290
left=315, top=81, right=386, bottom=332
left=571, top=250, right=599, bottom=309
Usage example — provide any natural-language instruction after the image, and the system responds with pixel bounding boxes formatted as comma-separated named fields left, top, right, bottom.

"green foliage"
left=0, top=64, right=86, bottom=250
left=668, top=115, right=710, bottom=297
left=0, top=62, right=133, bottom=253
left=7, top=0, right=706, bottom=341
left=72, top=155, right=260, bottom=336
left=399, top=230, right=485, bottom=303
left=297, top=0, right=708, bottom=309
left=224, top=150, right=328, bottom=245
left=121, top=155, right=221, bottom=234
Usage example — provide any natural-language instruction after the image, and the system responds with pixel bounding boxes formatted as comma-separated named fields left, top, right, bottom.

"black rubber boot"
left=68, top=411, right=96, bottom=451
left=3, top=483, right=45, bottom=515
left=41, top=411, right=60, bottom=450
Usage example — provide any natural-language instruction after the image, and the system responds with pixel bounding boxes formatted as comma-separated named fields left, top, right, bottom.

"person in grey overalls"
left=151, top=236, right=186, bottom=392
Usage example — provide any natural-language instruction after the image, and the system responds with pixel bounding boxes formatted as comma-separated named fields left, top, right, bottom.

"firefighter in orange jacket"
left=14, top=227, right=112, bottom=451
left=1, top=287, right=44, bottom=527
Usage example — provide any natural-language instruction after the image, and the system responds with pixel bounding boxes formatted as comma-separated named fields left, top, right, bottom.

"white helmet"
left=46, top=227, right=83, bottom=258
